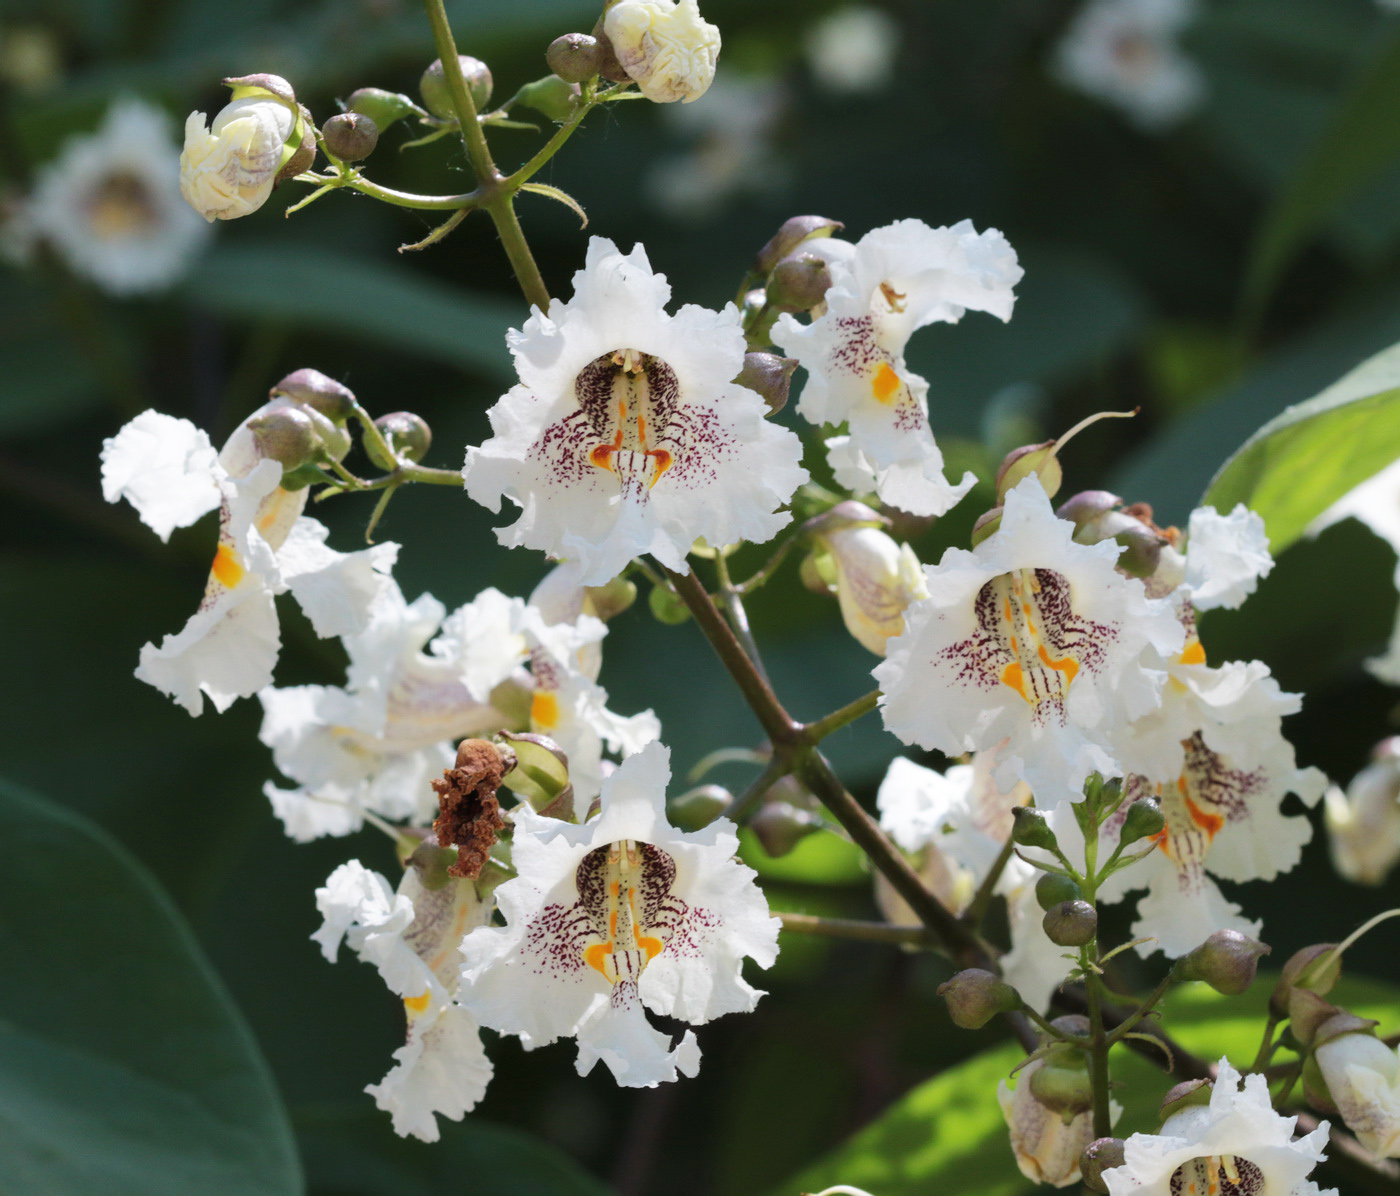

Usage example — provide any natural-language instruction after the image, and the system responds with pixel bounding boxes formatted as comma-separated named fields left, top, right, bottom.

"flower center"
left=87, top=171, right=160, bottom=241
left=1169, top=1155, right=1264, bottom=1195
left=1135, top=733, right=1260, bottom=875
left=575, top=839, right=677, bottom=985
left=577, top=349, right=677, bottom=490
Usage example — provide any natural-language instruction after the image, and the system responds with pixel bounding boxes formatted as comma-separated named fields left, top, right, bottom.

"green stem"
left=1018, top=1001, right=1064, bottom=1040
left=489, top=192, right=552, bottom=313
left=346, top=175, right=481, bottom=211
left=727, top=755, right=790, bottom=823
left=504, top=86, right=604, bottom=190
left=1084, top=952, right=1114, bottom=1139
left=779, top=912, right=937, bottom=947
left=715, top=552, right=771, bottom=684
left=804, top=690, right=880, bottom=743
left=1104, top=968, right=1176, bottom=1046
left=737, top=535, right=798, bottom=595
left=420, top=0, right=496, bottom=183
left=1251, top=1014, right=1280, bottom=1074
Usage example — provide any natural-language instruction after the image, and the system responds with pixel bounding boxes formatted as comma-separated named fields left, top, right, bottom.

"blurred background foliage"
left=3, top=0, right=1400, bottom=1192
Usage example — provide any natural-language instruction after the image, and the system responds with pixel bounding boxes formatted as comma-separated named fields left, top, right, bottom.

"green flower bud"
left=1270, top=943, right=1342, bottom=1018
left=1042, top=899, right=1097, bottom=947
left=245, top=406, right=320, bottom=472
left=648, top=584, right=691, bottom=625
left=1029, top=1046, right=1093, bottom=1122
left=1158, top=1077, right=1212, bottom=1121
left=420, top=55, right=493, bottom=119
left=346, top=87, right=421, bottom=130
left=1174, top=928, right=1271, bottom=996
left=497, top=730, right=574, bottom=820
left=667, top=784, right=732, bottom=832
left=1118, top=797, right=1165, bottom=845
left=370, top=410, right=433, bottom=468
left=278, top=104, right=318, bottom=182
left=321, top=111, right=379, bottom=162
left=937, top=968, right=1020, bottom=1029
left=516, top=75, right=580, bottom=122
left=996, top=440, right=1062, bottom=503
left=734, top=352, right=798, bottom=415
left=1035, top=872, right=1081, bottom=911
left=584, top=576, right=638, bottom=621
left=269, top=367, right=356, bottom=422
left=970, top=506, right=1003, bottom=546
left=1056, top=489, right=1123, bottom=533
left=766, top=252, right=832, bottom=313
left=1080, top=1138, right=1126, bottom=1193
left=1011, top=806, right=1058, bottom=850
left=755, top=215, right=844, bottom=276
left=546, top=33, right=603, bottom=84
left=588, top=18, right=633, bottom=84
left=1286, top=988, right=1344, bottom=1048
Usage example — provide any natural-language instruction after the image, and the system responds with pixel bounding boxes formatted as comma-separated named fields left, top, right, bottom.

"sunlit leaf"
left=740, top=826, right=868, bottom=886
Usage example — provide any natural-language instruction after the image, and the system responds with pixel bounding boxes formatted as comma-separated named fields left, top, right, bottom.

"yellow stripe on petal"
left=871, top=361, right=901, bottom=405
left=403, top=991, right=432, bottom=1014
left=211, top=543, right=244, bottom=588
left=530, top=690, right=560, bottom=731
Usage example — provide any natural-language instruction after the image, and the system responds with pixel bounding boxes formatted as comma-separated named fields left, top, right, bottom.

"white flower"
left=772, top=218, right=1020, bottom=517
left=314, top=860, right=493, bottom=1142
left=1053, top=0, right=1205, bottom=131
left=22, top=97, right=208, bottom=294
left=180, top=77, right=302, bottom=221
left=1309, top=458, right=1400, bottom=684
left=1313, top=1031, right=1400, bottom=1158
left=999, top=1059, right=1118, bottom=1187
left=463, top=238, right=808, bottom=586
left=1182, top=505, right=1273, bottom=613
left=819, top=525, right=928, bottom=656
left=1103, top=1059, right=1336, bottom=1195
left=875, top=476, right=1185, bottom=808
left=101, top=407, right=395, bottom=715
left=458, top=741, right=779, bottom=1087
left=805, top=6, right=899, bottom=95
left=1325, top=739, right=1400, bottom=886
left=603, top=0, right=721, bottom=104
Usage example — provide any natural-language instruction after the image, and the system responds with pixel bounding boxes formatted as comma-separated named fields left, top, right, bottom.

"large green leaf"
left=1239, top=22, right=1400, bottom=322
left=0, top=779, right=301, bottom=1196
left=774, top=973, right=1400, bottom=1196
left=1201, top=340, right=1400, bottom=553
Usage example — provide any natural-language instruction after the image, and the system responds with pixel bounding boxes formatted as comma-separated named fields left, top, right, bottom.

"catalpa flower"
left=875, top=476, right=1184, bottom=807
left=603, top=0, right=721, bottom=104
left=102, top=406, right=394, bottom=715
left=458, top=741, right=779, bottom=1087
left=1103, top=1059, right=1336, bottom=1195
left=772, top=218, right=1021, bottom=517
left=314, top=859, right=493, bottom=1142
left=1313, top=1028, right=1400, bottom=1158
left=1000, top=1059, right=1119, bottom=1187
left=1324, top=738, right=1400, bottom=886
left=21, top=97, right=208, bottom=294
left=463, top=238, right=808, bottom=586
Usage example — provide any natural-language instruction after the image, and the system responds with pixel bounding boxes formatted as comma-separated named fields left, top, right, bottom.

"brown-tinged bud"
left=1011, top=806, right=1058, bottom=850
left=648, top=584, right=691, bottom=625
left=584, top=576, right=637, bottom=621
left=225, top=72, right=297, bottom=103
left=369, top=410, right=432, bottom=468
left=346, top=87, right=421, bottom=129
left=749, top=801, right=822, bottom=857
left=996, top=440, right=1062, bottom=502
left=1159, top=1078, right=1212, bottom=1121
left=1035, top=873, right=1081, bottom=911
left=1313, top=1010, right=1381, bottom=1050
left=322, top=111, right=379, bottom=161
left=517, top=74, right=580, bottom=121
left=1043, top=899, right=1097, bottom=947
left=430, top=738, right=510, bottom=878
left=755, top=215, right=844, bottom=276
left=937, top=968, right=1021, bottom=1029
left=276, top=104, right=318, bottom=183
left=546, top=33, right=603, bottom=83
left=1270, top=942, right=1342, bottom=1018
left=1049, top=1014, right=1091, bottom=1039
left=1080, top=1138, right=1126, bottom=1193
left=270, top=367, right=356, bottom=422
left=1029, top=1045, right=1093, bottom=1122
left=420, top=55, right=493, bottom=119
left=404, top=837, right=460, bottom=890
left=1119, top=797, right=1165, bottom=845
left=496, top=730, right=574, bottom=820
left=766, top=252, right=832, bottom=312
left=1057, top=489, right=1123, bottom=531
left=1174, top=928, right=1270, bottom=996
left=668, top=784, right=732, bottom=832
left=588, top=18, right=633, bottom=83
left=970, top=506, right=1003, bottom=546
left=802, top=499, right=888, bottom=537
left=1287, top=988, right=1345, bottom=1048
left=246, top=406, right=320, bottom=471
left=734, top=352, right=798, bottom=415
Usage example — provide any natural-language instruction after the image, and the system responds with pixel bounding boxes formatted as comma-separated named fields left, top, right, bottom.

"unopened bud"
left=497, top=730, right=574, bottom=819
left=1043, top=899, right=1097, bottom=947
left=1057, top=489, right=1122, bottom=532
left=588, top=18, right=632, bottom=83
left=755, top=215, right=844, bottom=276
left=1159, top=1078, right=1212, bottom=1121
left=803, top=500, right=887, bottom=537
left=1175, top=928, right=1270, bottom=995
left=1119, top=797, right=1165, bottom=845
left=270, top=367, right=356, bottom=422
left=648, top=584, right=691, bottom=625
left=734, top=352, right=798, bottom=415
left=766, top=252, right=832, bottom=312
left=1112, top=524, right=1166, bottom=579
left=1287, top=988, right=1344, bottom=1048
left=799, top=550, right=835, bottom=595
left=546, top=33, right=603, bottom=83
left=404, top=838, right=460, bottom=890
left=1270, top=942, right=1342, bottom=1018
left=584, top=576, right=637, bottom=621
left=1011, top=806, right=1057, bottom=850
left=1035, top=873, right=1081, bottom=911
left=1029, top=1046, right=1093, bottom=1121
left=369, top=410, right=432, bottom=468
left=246, top=406, right=320, bottom=471
left=937, top=968, right=1020, bottom=1029
left=970, top=506, right=1003, bottom=546
left=346, top=87, right=421, bottom=130
left=321, top=111, right=379, bottom=161
left=278, top=104, right=317, bottom=181
left=1080, top=1138, right=1126, bottom=1193
left=996, top=440, right=1062, bottom=502
left=749, top=801, right=822, bottom=857
left=668, top=784, right=732, bottom=831
left=516, top=74, right=580, bottom=121
left=1313, top=1010, right=1380, bottom=1050
left=420, top=55, right=493, bottom=119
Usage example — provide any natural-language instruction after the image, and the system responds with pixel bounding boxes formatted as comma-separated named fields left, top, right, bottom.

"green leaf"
left=740, top=826, right=868, bottom=886
left=0, top=779, right=301, bottom=1196
left=185, top=241, right=521, bottom=378
left=1240, top=23, right=1400, bottom=323
left=1201, top=340, right=1400, bottom=553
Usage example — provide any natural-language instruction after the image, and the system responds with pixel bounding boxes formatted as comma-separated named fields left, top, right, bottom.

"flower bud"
left=1011, top=806, right=1058, bottom=850
left=1325, top=738, right=1400, bottom=886
left=1312, top=1019, right=1400, bottom=1155
left=321, top=111, right=379, bottom=162
left=734, top=352, right=798, bottom=415
left=1080, top=1137, right=1126, bottom=1193
left=1158, top=1077, right=1212, bottom=1121
left=648, top=584, right=691, bottom=625
left=517, top=75, right=581, bottom=122
left=245, top=406, right=320, bottom=472
left=180, top=74, right=307, bottom=221
left=1043, top=899, right=1097, bottom=947
left=766, top=252, right=832, bottom=312
left=346, top=87, right=421, bottom=130
left=1118, top=797, right=1165, bottom=845
left=1287, top=988, right=1345, bottom=1048
left=420, top=55, right=493, bottom=119
left=755, top=215, right=844, bottom=276
left=667, top=784, right=732, bottom=831
left=584, top=576, right=638, bottom=621
left=546, top=33, right=604, bottom=83
left=369, top=410, right=432, bottom=468
left=497, top=730, right=574, bottom=820
left=996, top=440, right=1062, bottom=503
left=1000, top=1056, right=1102, bottom=1187
left=404, top=837, right=461, bottom=891
left=602, top=0, right=721, bottom=104
left=970, top=506, right=1003, bottom=546
left=1029, top=1046, right=1094, bottom=1122
left=1035, top=872, right=1081, bottom=911
left=269, top=367, right=356, bottom=422
left=588, top=19, right=634, bottom=83
left=1174, top=928, right=1270, bottom=995
left=749, top=800, right=822, bottom=857
left=937, top=968, right=1021, bottom=1029
left=1270, top=942, right=1342, bottom=1018
left=813, top=524, right=926, bottom=656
